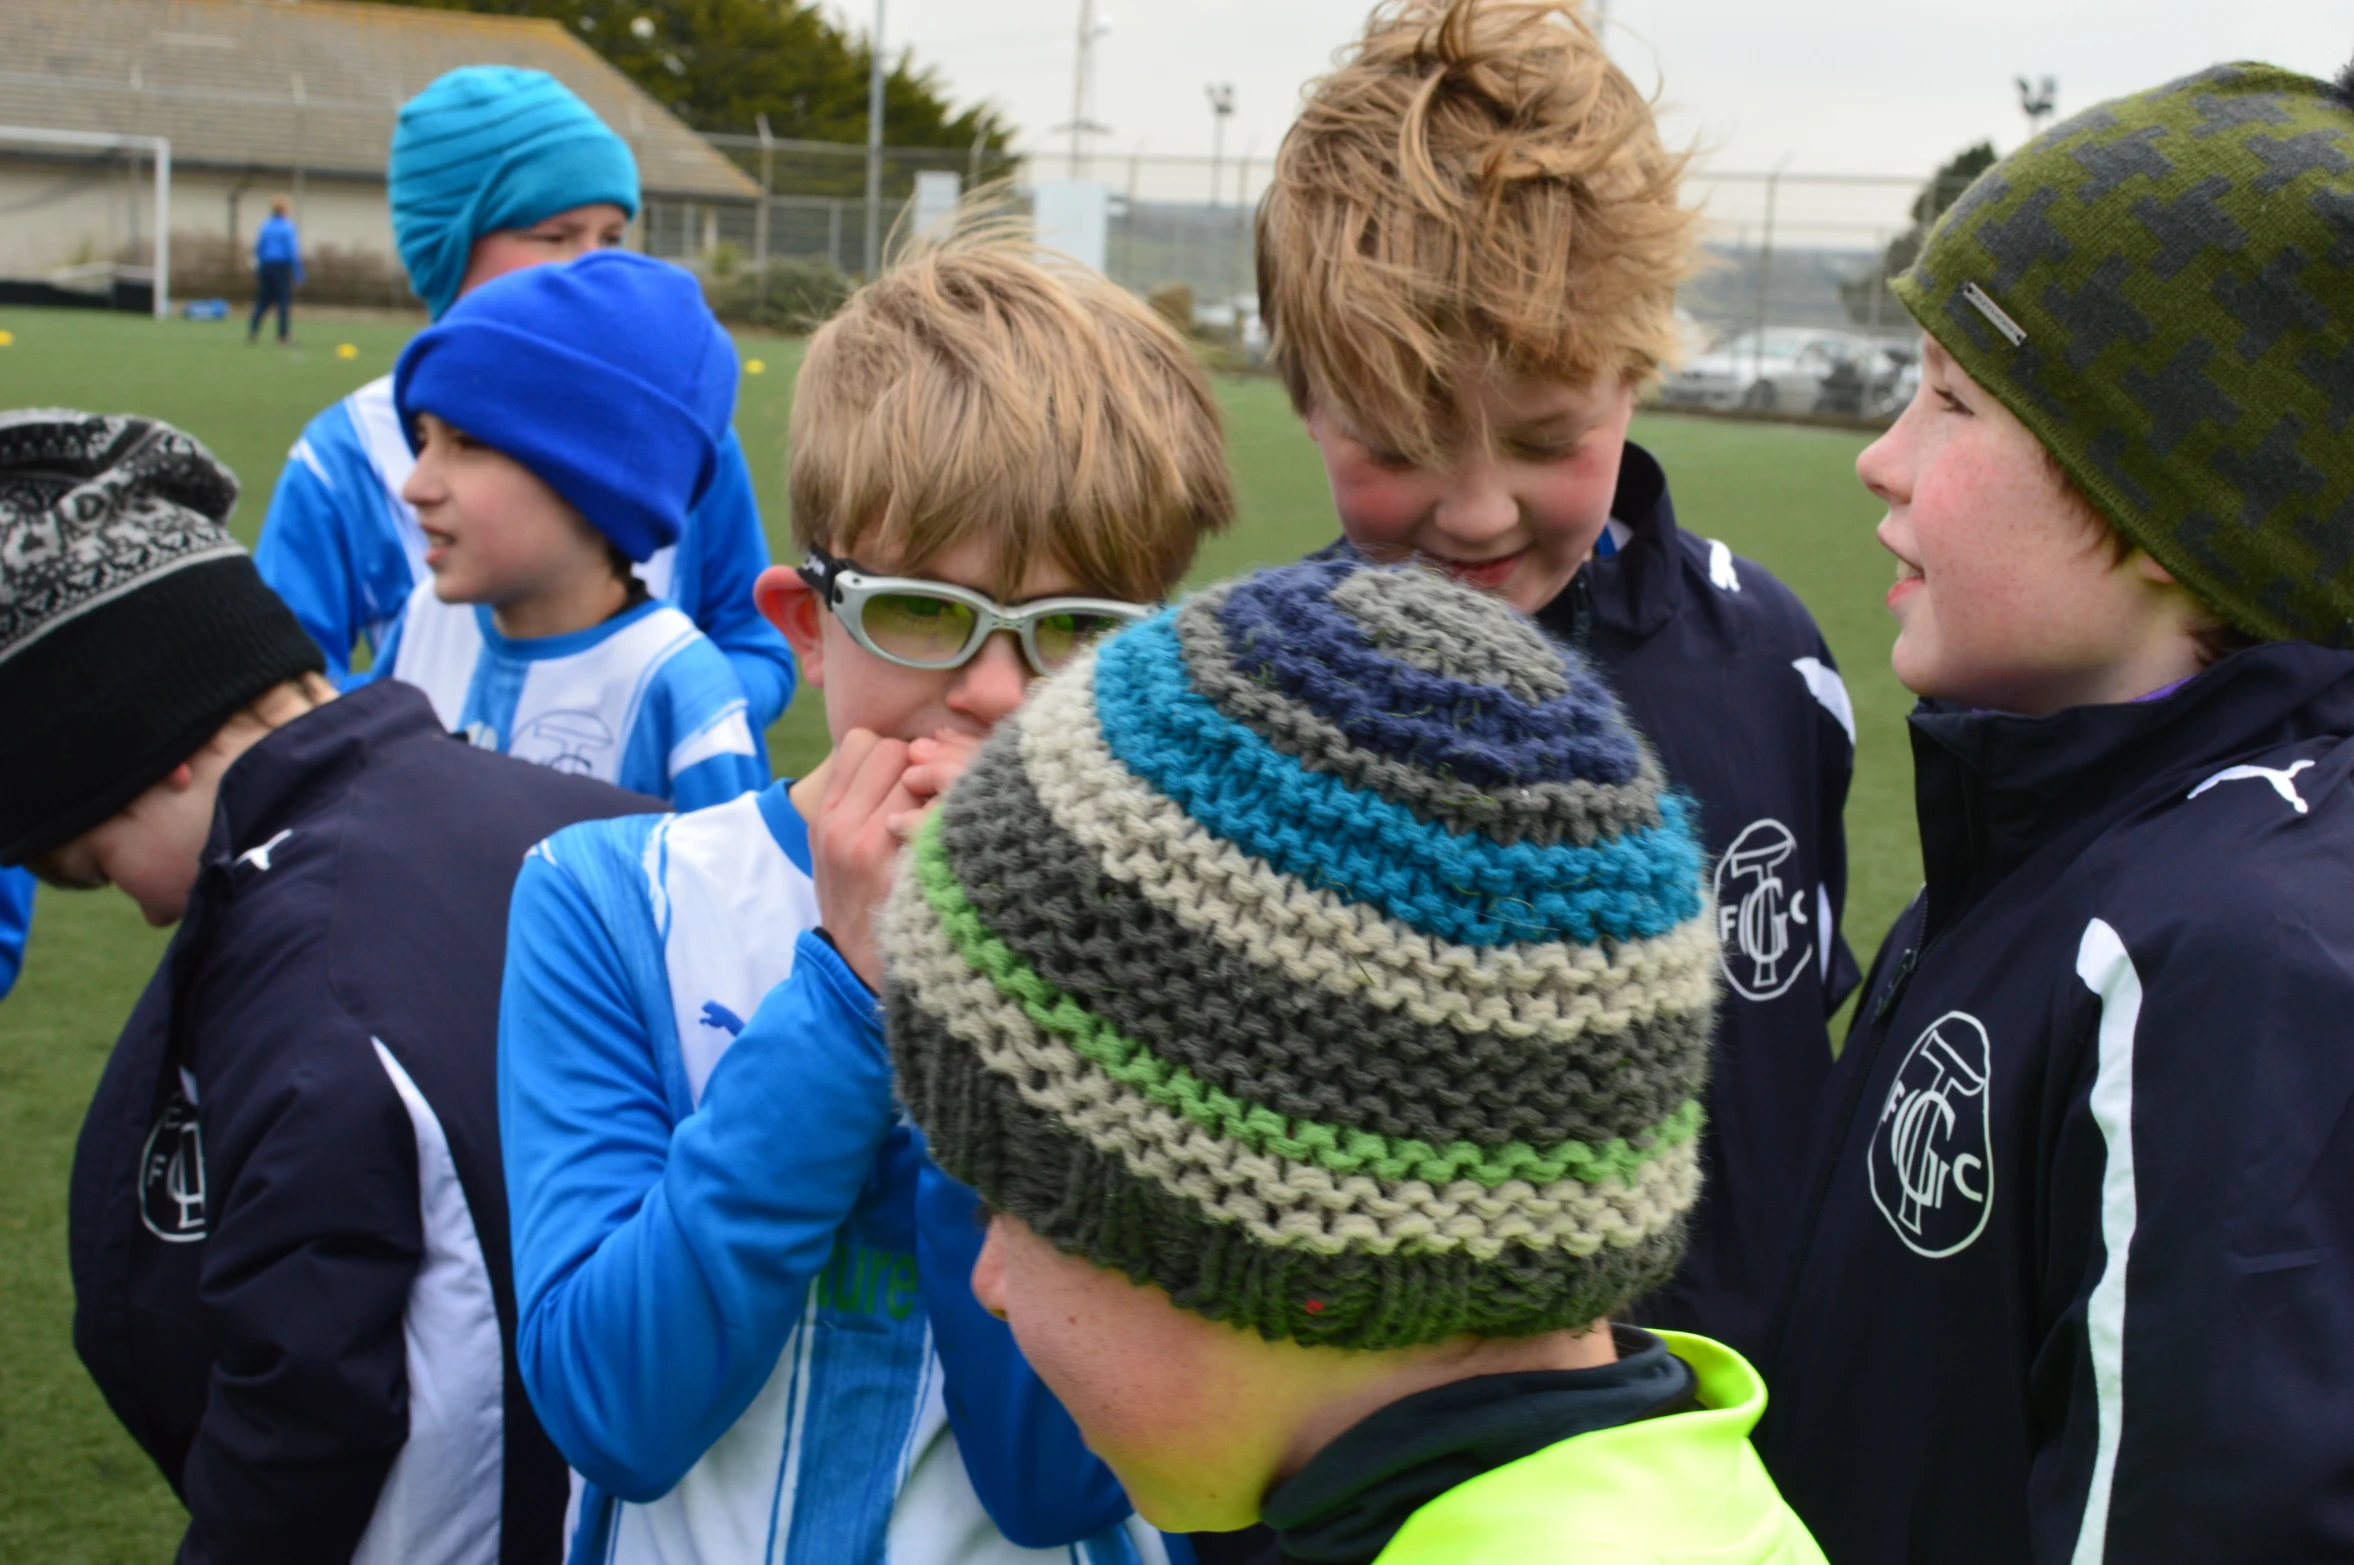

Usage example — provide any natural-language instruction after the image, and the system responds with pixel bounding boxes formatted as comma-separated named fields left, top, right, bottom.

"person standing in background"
left=247, top=198, right=301, bottom=345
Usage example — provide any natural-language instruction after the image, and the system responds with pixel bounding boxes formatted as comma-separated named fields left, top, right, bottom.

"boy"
left=376, top=249, right=767, bottom=810
left=256, top=65, right=795, bottom=731
left=1255, top=0, right=1858, bottom=1359
left=497, top=230, right=1233, bottom=1562
left=1758, top=61, right=2354, bottom=1561
left=2, top=410, right=647, bottom=1562
left=880, top=558, right=1825, bottom=1563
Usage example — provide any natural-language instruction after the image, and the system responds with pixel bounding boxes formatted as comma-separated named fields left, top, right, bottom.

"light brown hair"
left=1257, top=0, right=1694, bottom=463
left=787, top=222, right=1234, bottom=603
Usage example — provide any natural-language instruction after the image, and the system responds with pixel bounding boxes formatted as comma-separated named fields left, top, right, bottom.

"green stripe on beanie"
left=1898, top=63, right=2354, bottom=646
left=882, top=559, right=1720, bottom=1347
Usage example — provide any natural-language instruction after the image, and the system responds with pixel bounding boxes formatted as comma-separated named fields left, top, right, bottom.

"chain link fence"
left=651, top=139, right=1977, bottom=421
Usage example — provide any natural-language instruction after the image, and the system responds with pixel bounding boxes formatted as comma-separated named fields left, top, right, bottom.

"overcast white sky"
left=850, top=0, right=2354, bottom=186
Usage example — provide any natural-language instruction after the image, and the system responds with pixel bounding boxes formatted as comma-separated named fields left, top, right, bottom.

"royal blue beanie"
left=393, top=251, right=736, bottom=562
left=390, top=66, right=640, bottom=320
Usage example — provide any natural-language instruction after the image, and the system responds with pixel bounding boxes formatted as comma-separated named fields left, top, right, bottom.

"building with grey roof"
left=0, top=0, right=757, bottom=295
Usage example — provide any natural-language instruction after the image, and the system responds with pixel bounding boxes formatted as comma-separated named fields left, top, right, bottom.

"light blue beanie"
left=393, top=251, right=734, bottom=562
left=390, top=67, right=641, bottom=320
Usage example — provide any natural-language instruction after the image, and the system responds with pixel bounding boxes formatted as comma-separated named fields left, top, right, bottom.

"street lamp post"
left=1205, top=83, right=1234, bottom=208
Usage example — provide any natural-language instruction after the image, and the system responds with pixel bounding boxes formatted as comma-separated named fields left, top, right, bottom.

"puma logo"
left=236, top=830, right=293, bottom=872
left=2188, top=759, right=2317, bottom=816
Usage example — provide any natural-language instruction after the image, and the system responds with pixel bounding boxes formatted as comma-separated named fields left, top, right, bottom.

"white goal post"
left=0, top=125, right=172, bottom=318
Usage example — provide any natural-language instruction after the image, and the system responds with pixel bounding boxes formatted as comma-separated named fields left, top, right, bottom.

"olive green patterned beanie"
left=1897, top=63, right=2354, bottom=645
left=883, top=559, right=1718, bottom=1350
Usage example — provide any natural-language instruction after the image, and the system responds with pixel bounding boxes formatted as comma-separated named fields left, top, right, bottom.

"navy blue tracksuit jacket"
left=1316, top=441, right=1858, bottom=1360
left=1541, top=442, right=1859, bottom=1356
left=1761, top=643, right=2354, bottom=1562
left=69, top=681, right=650, bottom=1565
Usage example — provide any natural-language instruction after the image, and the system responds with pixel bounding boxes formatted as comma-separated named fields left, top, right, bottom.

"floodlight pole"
left=1205, top=84, right=1234, bottom=208
left=0, top=125, right=171, bottom=317
left=865, top=0, right=885, bottom=278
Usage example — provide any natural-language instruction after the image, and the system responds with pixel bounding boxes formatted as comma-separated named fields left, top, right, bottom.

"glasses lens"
left=1029, top=611, right=1129, bottom=671
left=860, top=592, right=978, bottom=666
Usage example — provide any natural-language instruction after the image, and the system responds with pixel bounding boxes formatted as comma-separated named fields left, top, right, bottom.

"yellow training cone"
left=336, top=343, right=358, bottom=359
left=0, top=331, right=14, bottom=347
left=745, top=359, right=766, bottom=375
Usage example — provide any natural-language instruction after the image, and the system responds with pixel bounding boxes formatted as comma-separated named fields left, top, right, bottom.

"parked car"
left=1662, top=328, right=1879, bottom=413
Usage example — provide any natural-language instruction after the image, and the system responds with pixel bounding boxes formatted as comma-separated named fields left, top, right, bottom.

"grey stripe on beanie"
left=938, top=740, right=1712, bottom=1151
left=1175, top=582, right=1666, bottom=848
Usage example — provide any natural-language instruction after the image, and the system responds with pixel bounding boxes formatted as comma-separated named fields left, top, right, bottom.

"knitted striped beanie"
left=883, top=558, right=1718, bottom=1349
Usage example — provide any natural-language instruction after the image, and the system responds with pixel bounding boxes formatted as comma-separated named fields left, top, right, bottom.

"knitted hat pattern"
left=0, top=411, right=323, bottom=864
left=1898, top=63, right=2354, bottom=645
left=884, top=558, right=1718, bottom=1349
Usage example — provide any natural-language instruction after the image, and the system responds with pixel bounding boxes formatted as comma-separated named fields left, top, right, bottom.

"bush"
left=702, top=256, right=856, bottom=330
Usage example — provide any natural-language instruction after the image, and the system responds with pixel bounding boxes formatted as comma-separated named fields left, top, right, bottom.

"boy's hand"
left=811, top=730, right=923, bottom=991
left=891, top=731, right=985, bottom=835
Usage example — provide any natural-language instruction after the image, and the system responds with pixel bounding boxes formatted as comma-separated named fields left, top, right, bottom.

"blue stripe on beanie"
left=390, top=67, right=640, bottom=320
left=1215, top=560, right=1646, bottom=789
left=1093, top=614, right=1705, bottom=946
left=392, top=251, right=732, bottom=562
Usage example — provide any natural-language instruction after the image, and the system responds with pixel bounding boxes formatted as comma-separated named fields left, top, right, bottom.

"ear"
left=756, top=563, right=826, bottom=689
left=2133, top=551, right=2181, bottom=587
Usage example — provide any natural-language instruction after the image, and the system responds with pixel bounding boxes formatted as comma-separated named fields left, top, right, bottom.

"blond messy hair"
left=788, top=220, right=1233, bottom=604
left=1258, top=0, right=1694, bottom=462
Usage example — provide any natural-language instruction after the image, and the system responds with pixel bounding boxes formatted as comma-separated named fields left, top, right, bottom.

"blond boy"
left=496, top=229, right=1230, bottom=1564
left=1255, top=0, right=1861, bottom=1360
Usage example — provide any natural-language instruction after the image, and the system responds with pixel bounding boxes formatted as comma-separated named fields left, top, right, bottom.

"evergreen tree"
left=1842, top=142, right=1998, bottom=329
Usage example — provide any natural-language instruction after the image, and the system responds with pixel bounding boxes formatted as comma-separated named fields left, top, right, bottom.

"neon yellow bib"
left=1375, top=1333, right=1827, bottom=1564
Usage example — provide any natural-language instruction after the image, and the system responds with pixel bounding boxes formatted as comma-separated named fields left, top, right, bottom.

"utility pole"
left=1060, top=1, right=1112, bottom=179
left=865, top=0, right=885, bottom=277
left=1205, top=83, right=1235, bottom=207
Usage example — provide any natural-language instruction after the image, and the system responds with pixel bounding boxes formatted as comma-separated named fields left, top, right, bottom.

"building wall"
left=0, top=156, right=392, bottom=275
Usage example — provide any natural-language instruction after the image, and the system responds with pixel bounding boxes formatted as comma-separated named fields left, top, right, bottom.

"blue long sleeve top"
left=498, top=794, right=1156, bottom=1563
left=0, top=866, right=32, bottom=1001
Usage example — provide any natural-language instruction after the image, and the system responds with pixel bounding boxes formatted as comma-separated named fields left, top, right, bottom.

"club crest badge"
left=139, top=1081, right=209, bottom=1244
left=1870, top=1011, right=1995, bottom=1258
left=1714, top=818, right=1808, bottom=1001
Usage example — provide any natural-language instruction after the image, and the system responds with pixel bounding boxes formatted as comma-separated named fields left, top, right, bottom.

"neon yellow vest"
left=1374, top=1332, right=1827, bottom=1564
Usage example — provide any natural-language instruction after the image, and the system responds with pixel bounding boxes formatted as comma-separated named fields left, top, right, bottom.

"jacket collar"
left=1587, top=439, right=1683, bottom=641
left=203, top=679, right=445, bottom=870
left=1530, top=440, right=1682, bottom=650
left=1908, top=641, right=2354, bottom=940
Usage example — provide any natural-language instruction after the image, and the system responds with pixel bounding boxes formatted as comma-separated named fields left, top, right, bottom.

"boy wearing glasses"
left=497, top=229, right=1232, bottom=1564
left=377, top=249, right=767, bottom=809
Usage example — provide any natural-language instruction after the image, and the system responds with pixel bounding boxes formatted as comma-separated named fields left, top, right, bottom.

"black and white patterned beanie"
left=885, top=558, right=1718, bottom=1349
left=0, top=411, right=324, bottom=865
